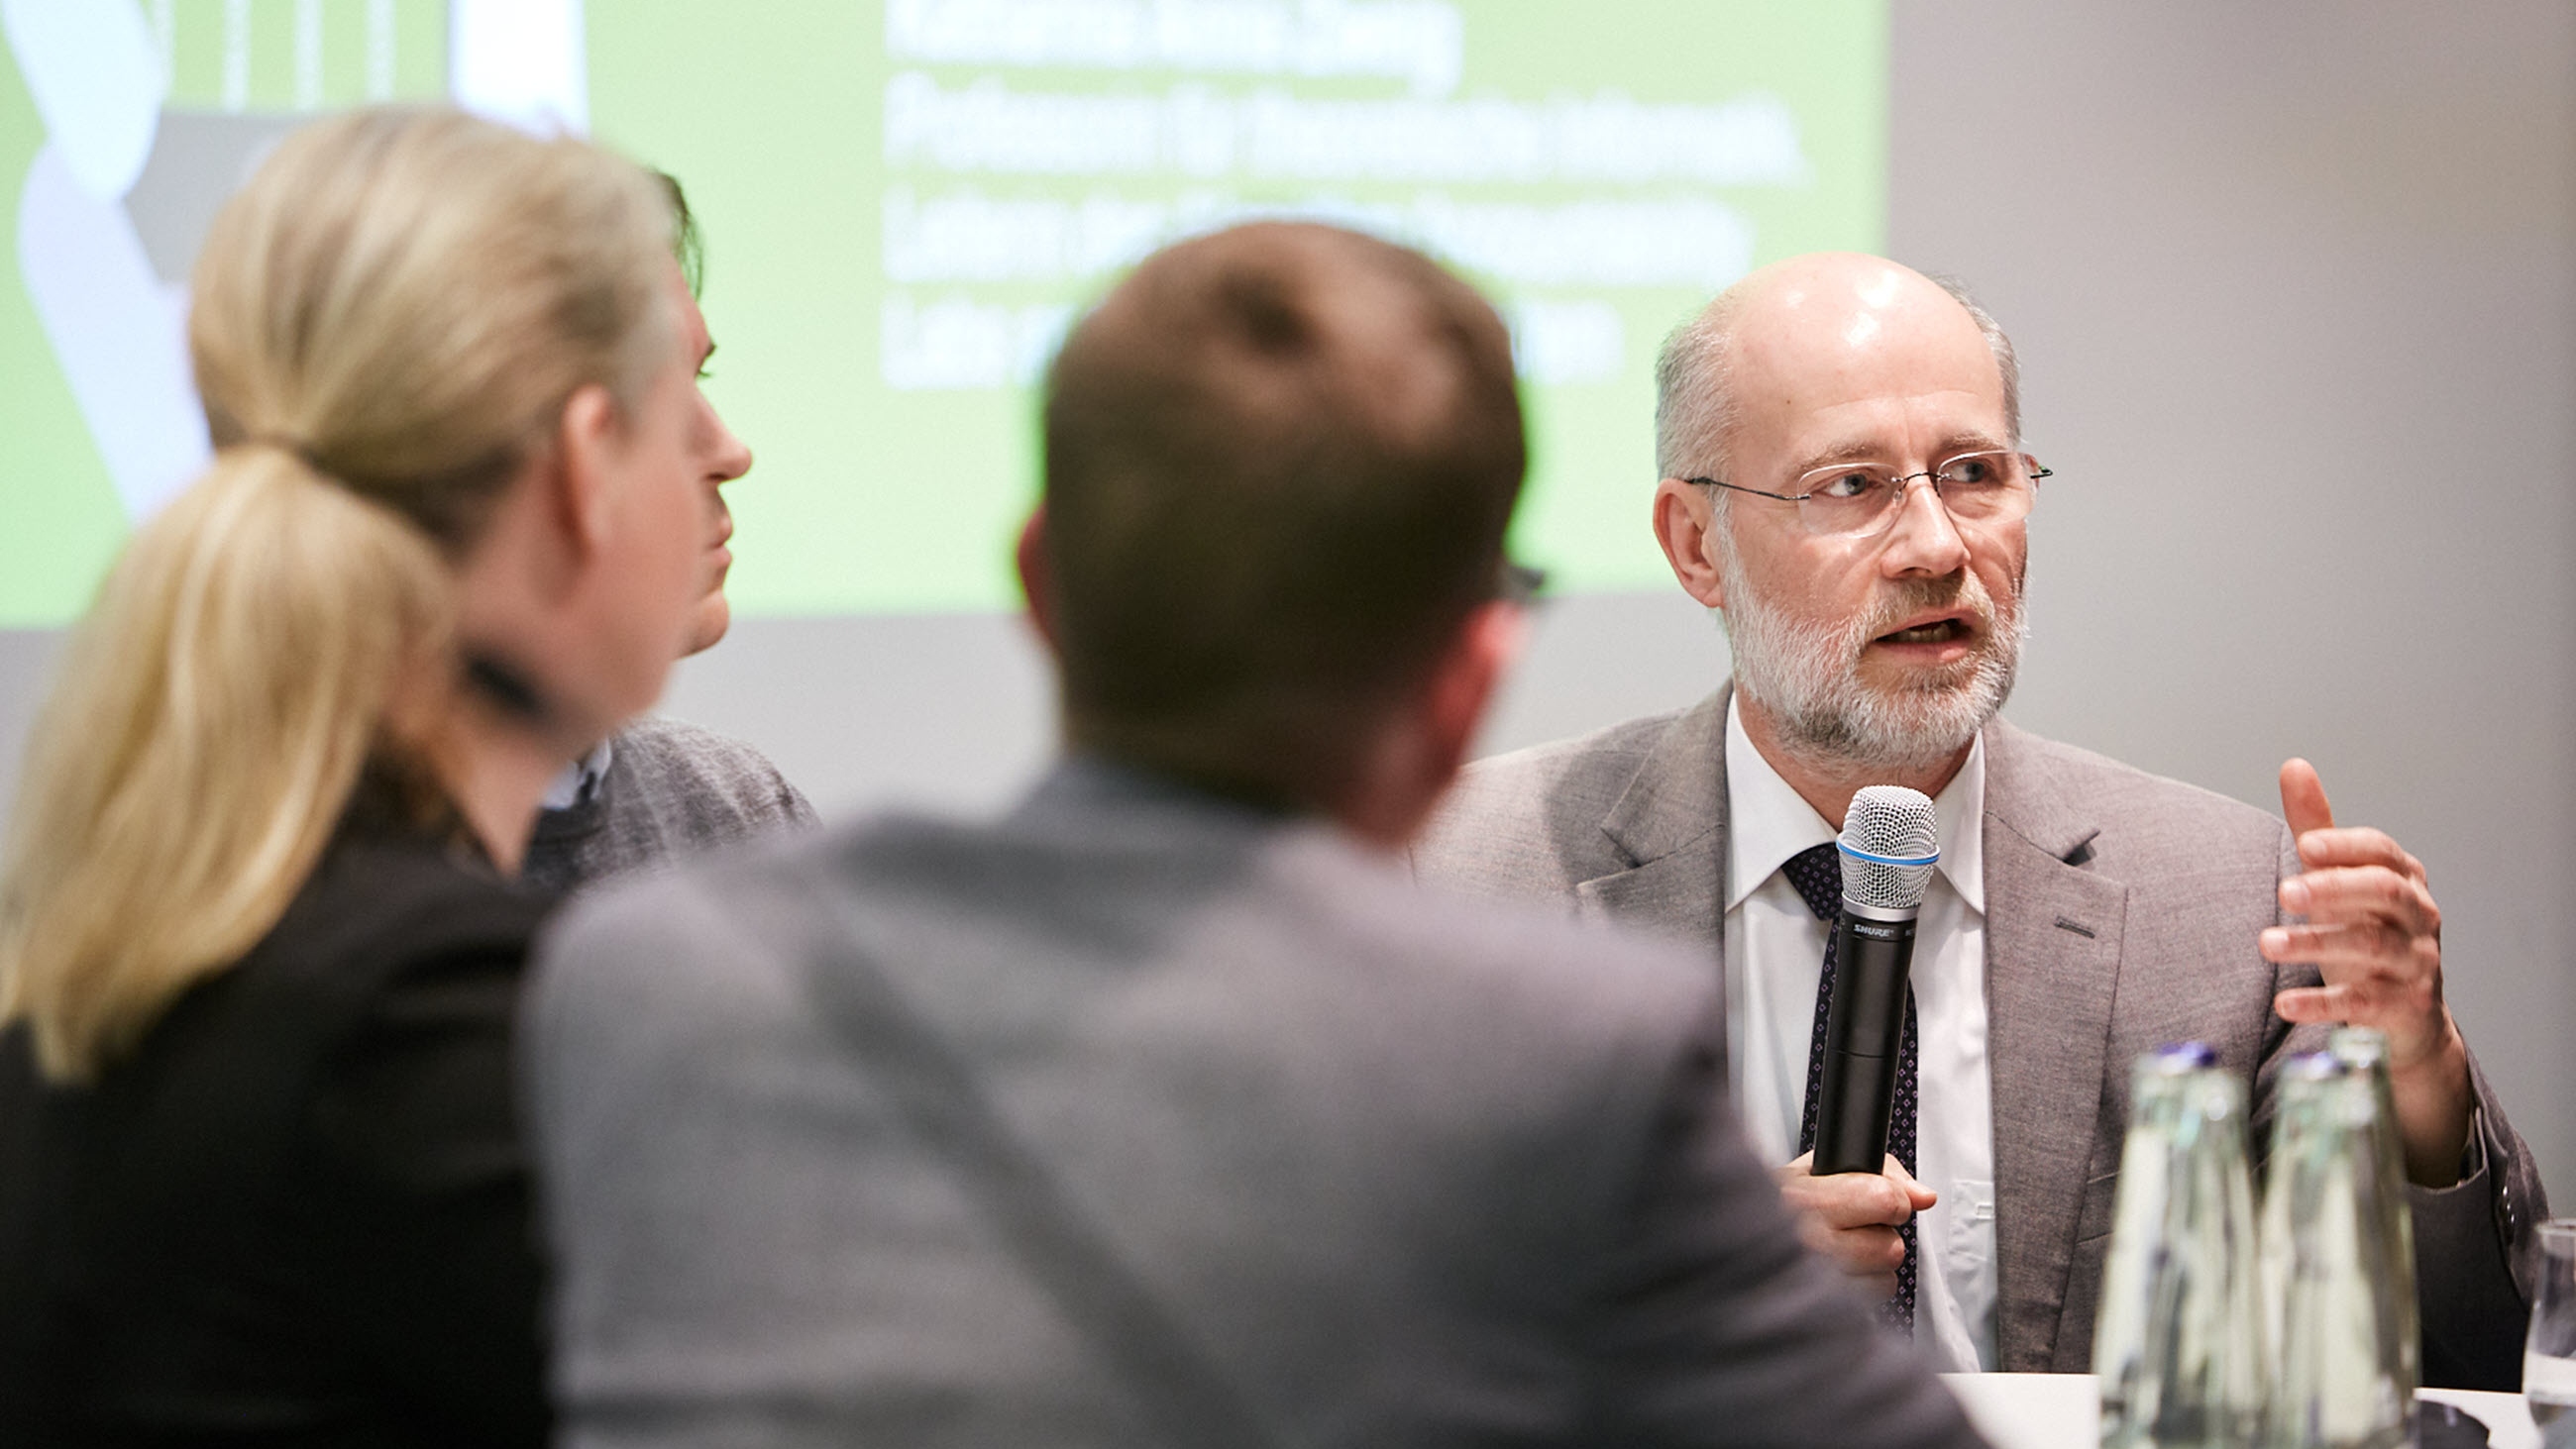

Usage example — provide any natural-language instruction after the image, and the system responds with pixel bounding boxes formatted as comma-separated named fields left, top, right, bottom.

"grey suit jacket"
left=522, top=715, right=819, bottom=895
left=1414, top=687, right=2545, bottom=1385
left=525, top=759, right=1986, bottom=1448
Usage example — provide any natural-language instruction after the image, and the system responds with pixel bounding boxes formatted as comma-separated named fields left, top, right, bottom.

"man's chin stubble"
left=1712, top=538, right=2028, bottom=774
left=1731, top=616, right=2023, bottom=775
left=1770, top=684, right=1996, bottom=775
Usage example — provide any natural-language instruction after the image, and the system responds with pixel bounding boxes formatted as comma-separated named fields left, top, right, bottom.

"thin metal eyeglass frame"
left=1684, top=451, right=2054, bottom=536
left=1494, top=561, right=1549, bottom=607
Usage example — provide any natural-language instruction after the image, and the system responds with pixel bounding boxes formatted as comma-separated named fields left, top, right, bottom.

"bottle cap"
left=2281, top=1050, right=2352, bottom=1083
left=2147, top=1040, right=2218, bottom=1072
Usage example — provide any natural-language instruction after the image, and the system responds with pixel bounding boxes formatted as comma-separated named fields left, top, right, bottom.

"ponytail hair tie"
left=241, top=435, right=321, bottom=469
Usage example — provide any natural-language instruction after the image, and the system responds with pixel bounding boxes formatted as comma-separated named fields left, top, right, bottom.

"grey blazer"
left=522, top=715, right=819, bottom=895
left=1414, top=687, right=2545, bottom=1385
left=525, top=760, right=1986, bottom=1449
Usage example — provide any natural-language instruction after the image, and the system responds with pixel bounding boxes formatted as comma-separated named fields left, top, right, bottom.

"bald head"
left=1656, top=253, right=2019, bottom=486
left=1038, top=221, right=1525, bottom=805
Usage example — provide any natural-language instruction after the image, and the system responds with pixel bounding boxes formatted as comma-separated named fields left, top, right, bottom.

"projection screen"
left=0, top=0, right=1885, bottom=627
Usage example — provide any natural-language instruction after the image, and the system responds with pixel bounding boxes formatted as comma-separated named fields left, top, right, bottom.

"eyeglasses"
left=1495, top=561, right=1549, bottom=606
left=1686, top=450, right=2052, bottom=539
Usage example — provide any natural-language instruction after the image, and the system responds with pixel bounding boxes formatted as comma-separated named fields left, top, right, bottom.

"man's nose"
left=704, top=407, right=753, bottom=484
left=1878, top=476, right=1971, bottom=576
left=715, top=434, right=753, bottom=483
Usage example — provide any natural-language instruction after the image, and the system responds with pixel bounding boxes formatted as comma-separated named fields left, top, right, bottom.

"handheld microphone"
left=1811, top=785, right=1939, bottom=1177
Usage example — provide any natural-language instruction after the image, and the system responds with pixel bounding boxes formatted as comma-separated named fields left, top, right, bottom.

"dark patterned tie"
left=1781, top=840, right=1918, bottom=1332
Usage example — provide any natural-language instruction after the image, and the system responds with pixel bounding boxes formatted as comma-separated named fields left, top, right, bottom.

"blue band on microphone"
left=1837, top=841, right=1939, bottom=868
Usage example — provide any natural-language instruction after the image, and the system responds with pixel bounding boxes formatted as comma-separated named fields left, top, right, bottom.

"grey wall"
left=1881, top=0, right=2576, bottom=1207
left=2, top=0, right=2569, bottom=1200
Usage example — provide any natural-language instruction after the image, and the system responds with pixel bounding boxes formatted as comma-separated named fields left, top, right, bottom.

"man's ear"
left=1419, top=598, right=1528, bottom=798
left=1015, top=504, right=1059, bottom=652
left=1335, top=597, right=1531, bottom=851
left=1652, top=476, right=1728, bottom=610
left=549, top=382, right=625, bottom=561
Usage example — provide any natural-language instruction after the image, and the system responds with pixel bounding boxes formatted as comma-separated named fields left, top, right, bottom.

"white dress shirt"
left=1721, top=697, right=1999, bottom=1371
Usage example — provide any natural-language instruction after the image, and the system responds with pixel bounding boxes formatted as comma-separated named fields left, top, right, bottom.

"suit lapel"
left=1981, top=719, right=2131, bottom=1372
left=1570, top=704, right=2138, bottom=1369
left=1572, top=687, right=1732, bottom=1021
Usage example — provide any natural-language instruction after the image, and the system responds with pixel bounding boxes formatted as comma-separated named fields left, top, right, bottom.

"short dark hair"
left=1039, top=222, right=1525, bottom=807
left=653, top=169, right=704, bottom=296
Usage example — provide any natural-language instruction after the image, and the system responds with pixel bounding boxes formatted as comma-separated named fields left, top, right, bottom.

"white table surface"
left=1937, top=1373, right=2540, bottom=1449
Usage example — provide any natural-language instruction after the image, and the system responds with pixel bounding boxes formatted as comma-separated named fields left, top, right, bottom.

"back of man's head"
left=1038, top=222, right=1525, bottom=811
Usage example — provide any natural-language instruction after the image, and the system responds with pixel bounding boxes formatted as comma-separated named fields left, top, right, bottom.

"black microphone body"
left=1811, top=906, right=1919, bottom=1176
left=1809, top=784, right=1939, bottom=1179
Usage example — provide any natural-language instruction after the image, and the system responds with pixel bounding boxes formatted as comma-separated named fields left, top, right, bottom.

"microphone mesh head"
left=1839, top=785, right=1940, bottom=911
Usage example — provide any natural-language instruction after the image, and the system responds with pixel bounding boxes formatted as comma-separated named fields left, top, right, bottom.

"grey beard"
left=1716, top=547, right=2026, bottom=776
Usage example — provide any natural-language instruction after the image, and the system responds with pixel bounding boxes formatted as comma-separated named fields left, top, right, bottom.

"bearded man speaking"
left=1414, top=253, right=2545, bottom=1388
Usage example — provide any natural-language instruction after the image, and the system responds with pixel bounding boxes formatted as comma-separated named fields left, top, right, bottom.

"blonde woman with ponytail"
left=0, top=108, right=715, bottom=1445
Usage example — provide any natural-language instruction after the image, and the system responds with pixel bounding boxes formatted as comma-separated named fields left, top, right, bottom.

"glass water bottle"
left=2524, top=1218, right=2576, bottom=1448
left=2097, top=1042, right=2267, bottom=1449
left=2326, top=1026, right=2419, bottom=1405
left=2264, top=1052, right=2415, bottom=1449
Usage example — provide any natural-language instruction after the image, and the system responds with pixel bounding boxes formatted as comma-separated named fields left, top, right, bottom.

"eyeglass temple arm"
left=1683, top=464, right=2049, bottom=499
left=1683, top=476, right=1810, bottom=504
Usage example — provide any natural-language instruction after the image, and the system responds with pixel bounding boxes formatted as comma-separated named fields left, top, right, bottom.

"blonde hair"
left=0, top=108, right=677, bottom=1083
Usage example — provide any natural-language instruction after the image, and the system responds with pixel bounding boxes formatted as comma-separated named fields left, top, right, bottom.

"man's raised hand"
left=2262, top=758, right=2473, bottom=1184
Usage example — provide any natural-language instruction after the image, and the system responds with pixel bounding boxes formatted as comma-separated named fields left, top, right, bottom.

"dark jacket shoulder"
left=255, top=827, right=552, bottom=1002
left=0, top=818, right=552, bottom=1448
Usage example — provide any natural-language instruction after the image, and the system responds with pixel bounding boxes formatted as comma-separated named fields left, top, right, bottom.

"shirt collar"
left=540, top=737, right=616, bottom=813
left=1937, top=730, right=1986, bottom=916
left=1723, top=695, right=1987, bottom=916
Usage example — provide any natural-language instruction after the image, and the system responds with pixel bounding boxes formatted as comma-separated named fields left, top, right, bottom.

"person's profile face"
left=673, top=275, right=753, bottom=656
left=581, top=280, right=729, bottom=730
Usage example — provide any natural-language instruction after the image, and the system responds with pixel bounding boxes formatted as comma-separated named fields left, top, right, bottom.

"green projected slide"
left=0, top=0, right=1883, bottom=626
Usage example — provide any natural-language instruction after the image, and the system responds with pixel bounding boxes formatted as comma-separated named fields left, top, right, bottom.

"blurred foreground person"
left=0, top=108, right=713, bottom=1445
left=521, top=172, right=818, bottom=894
left=528, top=222, right=1987, bottom=1448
